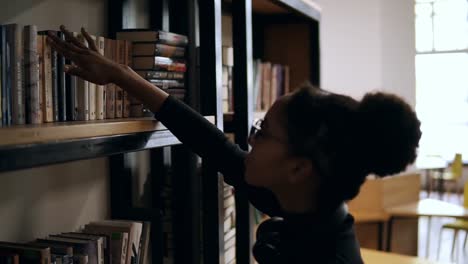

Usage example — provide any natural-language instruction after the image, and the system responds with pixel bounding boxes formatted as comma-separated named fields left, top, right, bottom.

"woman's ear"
left=287, top=158, right=317, bottom=185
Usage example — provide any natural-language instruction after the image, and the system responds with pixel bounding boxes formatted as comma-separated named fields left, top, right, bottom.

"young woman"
left=47, top=26, right=422, bottom=264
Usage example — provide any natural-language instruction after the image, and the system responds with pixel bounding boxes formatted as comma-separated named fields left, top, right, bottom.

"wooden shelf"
left=0, top=117, right=164, bottom=147
left=224, top=0, right=321, bottom=21
left=254, top=0, right=321, bottom=20
left=0, top=116, right=214, bottom=172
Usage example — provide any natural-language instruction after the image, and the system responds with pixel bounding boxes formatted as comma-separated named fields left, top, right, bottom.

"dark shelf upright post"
left=232, top=0, right=254, bottom=263
left=199, top=0, right=225, bottom=264
left=107, top=0, right=123, bottom=39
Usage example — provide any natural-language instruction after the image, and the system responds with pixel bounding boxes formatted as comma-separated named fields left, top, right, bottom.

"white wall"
left=0, top=0, right=110, bottom=242
left=314, top=0, right=416, bottom=106
left=380, top=0, right=416, bottom=107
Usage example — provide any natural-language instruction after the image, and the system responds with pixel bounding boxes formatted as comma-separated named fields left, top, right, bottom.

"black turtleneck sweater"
left=154, top=96, right=364, bottom=264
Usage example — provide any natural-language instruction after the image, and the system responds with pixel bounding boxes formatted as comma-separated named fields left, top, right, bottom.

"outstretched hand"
left=46, top=25, right=123, bottom=85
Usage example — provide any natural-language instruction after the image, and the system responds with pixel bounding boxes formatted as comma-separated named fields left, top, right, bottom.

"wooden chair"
left=437, top=181, right=468, bottom=262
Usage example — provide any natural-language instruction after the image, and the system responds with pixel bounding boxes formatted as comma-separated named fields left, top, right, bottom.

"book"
left=39, top=30, right=60, bottom=122
left=88, top=35, right=97, bottom=121
left=132, top=56, right=186, bottom=72
left=104, top=38, right=115, bottom=119
left=114, top=40, right=123, bottom=118
left=37, top=32, right=54, bottom=122
left=1, top=25, right=8, bottom=125
left=0, top=27, right=2, bottom=126
left=57, top=31, right=67, bottom=121
left=50, top=31, right=59, bottom=122
left=36, top=237, right=97, bottom=264
left=6, top=23, right=25, bottom=125
left=88, top=220, right=142, bottom=264
left=28, top=241, right=74, bottom=256
left=96, top=36, right=106, bottom=120
left=75, top=32, right=89, bottom=121
left=64, top=31, right=77, bottom=121
left=0, top=241, right=51, bottom=264
left=83, top=224, right=128, bottom=264
left=23, top=25, right=41, bottom=124
left=132, top=43, right=185, bottom=57
left=135, top=70, right=184, bottom=80
left=138, top=222, right=151, bottom=264
left=52, top=233, right=105, bottom=264
left=123, top=40, right=131, bottom=118
left=0, top=251, right=19, bottom=264
left=147, top=79, right=184, bottom=89
left=116, top=30, right=188, bottom=47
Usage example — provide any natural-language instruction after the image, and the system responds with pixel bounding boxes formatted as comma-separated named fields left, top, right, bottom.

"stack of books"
left=116, top=30, right=188, bottom=118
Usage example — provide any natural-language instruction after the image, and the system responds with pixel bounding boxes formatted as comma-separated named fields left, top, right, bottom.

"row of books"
left=222, top=47, right=233, bottom=113
left=0, top=219, right=150, bottom=264
left=159, top=161, right=174, bottom=264
left=223, top=182, right=236, bottom=264
left=221, top=47, right=291, bottom=114
left=0, top=24, right=189, bottom=126
left=253, top=60, right=290, bottom=112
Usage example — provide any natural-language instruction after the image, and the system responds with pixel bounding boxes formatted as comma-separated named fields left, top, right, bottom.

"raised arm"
left=47, top=26, right=282, bottom=216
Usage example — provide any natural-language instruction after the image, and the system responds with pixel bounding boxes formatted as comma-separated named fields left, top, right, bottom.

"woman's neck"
left=273, top=186, right=318, bottom=214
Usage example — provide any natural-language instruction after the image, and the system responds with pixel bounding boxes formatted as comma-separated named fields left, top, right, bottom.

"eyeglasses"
left=248, top=119, right=287, bottom=146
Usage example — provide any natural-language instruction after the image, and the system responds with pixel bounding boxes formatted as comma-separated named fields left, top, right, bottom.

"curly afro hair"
left=285, top=84, right=422, bottom=206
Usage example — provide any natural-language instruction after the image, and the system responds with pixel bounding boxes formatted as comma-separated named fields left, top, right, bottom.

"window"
left=415, top=0, right=468, bottom=161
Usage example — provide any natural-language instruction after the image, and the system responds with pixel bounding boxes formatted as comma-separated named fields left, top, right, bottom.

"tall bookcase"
left=222, top=0, right=321, bottom=263
left=0, top=0, right=320, bottom=264
left=0, top=0, right=223, bottom=264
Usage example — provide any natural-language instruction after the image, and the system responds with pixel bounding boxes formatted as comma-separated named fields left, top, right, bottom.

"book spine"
left=8, top=24, right=25, bottom=125
left=157, top=31, right=188, bottom=46
left=96, top=36, right=105, bottom=120
left=75, top=33, right=89, bottom=121
left=0, top=27, right=2, bottom=126
left=114, top=40, right=123, bottom=118
left=136, top=70, right=184, bottom=80
left=123, top=40, right=131, bottom=118
left=51, top=33, right=59, bottom=122
left=41, top=33, right=54, bottom=122
left=24, top=25, right=41, bottom=124
left=1, top=25, right=7, bottom=125
left=57, top=31, right=67, bottom=121
left=65, top=33, right=77, bottom=121
left=155, top=43, right=185, bottom=57
left=88, top=35, right=97, bottom=121
left=105, top=39, right=115, bottom=119
left=5, top=29, right=11, bottom=125
left=37, top=35, right=44, bottom=123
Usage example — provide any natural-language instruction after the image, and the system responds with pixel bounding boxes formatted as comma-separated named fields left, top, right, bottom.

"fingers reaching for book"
left=64, top=64, right=86, bottom=79
left=46, top=33, right=82, bottom=60
left=80, top=27, right=98, bottom=52
left=59, top=25, right=87, bottom=50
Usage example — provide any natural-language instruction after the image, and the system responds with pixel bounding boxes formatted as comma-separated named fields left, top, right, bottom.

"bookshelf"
left=223, top=0, right=321, bottom=263
left=1, top=1, right=222, bottom=264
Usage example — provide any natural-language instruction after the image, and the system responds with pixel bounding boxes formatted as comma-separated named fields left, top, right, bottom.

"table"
left=352, top=211, right=390, bottom=250
left=385, top=199, right=468, bottom=257
left=361, top=248, right=450, bottom=264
